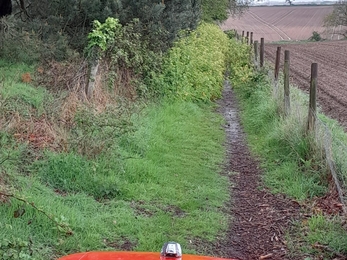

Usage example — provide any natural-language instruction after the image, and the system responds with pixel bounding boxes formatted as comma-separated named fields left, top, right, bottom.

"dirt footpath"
left=213, top=82, right=301, bottom=260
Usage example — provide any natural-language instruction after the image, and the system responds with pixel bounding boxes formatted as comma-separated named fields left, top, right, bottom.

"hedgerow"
left=228, top=39, right=253, bottom=87
left=154, top=23, right=230, bottom=102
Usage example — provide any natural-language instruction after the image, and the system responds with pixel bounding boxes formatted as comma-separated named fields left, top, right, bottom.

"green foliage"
left=87, top=18, right=122, bottom=53
left=17, top=0, right=122, bottom=51
left=224, top=30, right=238, bottom=39
left=120, top=0, right=201, bottom=50
left=0, top=132, right=25, bottom=176
left=228, top=39, right=254, bottom=87
left=305, top=215, right=347, bottom=256
left=0, top=16, right=74, bottom=63
left=70, top=104, right=136, bottom=158
left=324, top=1, right=347, bottom=32
left=0, top=237, right=32, bottom=260
left=153, top=23, right=230, bottom=101
left=86, top=18, right=162, bottom=97
left=3, top=0, right=200, bottom=60
left=308, top=31, right=322, bottom=41
left=288, top=215, right=347, bottom=258
left=201, top=0, right=250, bottom=22
left=201, top=0, right=229, bottom=22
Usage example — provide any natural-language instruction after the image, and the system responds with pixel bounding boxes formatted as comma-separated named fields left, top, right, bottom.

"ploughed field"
left=221, top=6, right=342, bottom=42
left=264, top=41, right=347, bottom=129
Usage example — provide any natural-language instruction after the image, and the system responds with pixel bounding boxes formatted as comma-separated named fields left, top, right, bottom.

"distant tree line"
left=324, top=0, right=347, bottom=38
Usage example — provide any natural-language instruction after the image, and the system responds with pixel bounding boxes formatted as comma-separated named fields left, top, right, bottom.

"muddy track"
left=209, top=82, right=301, bottom=260
left=264, top=41, right=347, bottom=129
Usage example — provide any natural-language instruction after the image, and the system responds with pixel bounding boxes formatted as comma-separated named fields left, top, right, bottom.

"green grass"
left=306, top=215, right=347, bottom=255
left=232, top=65, right=347, bottom=258
left=287, top=215, right=347, bottom=259
left=0, top=60, right=52, bottom=116
left=233, top=73, right=327, bottom=200
left=0, top=99, right=229, bottom=259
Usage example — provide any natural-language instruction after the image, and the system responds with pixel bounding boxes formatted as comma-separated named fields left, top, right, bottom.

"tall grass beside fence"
left=228, top=36, right=347, bottom=257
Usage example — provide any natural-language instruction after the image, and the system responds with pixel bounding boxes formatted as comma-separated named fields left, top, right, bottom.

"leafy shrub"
left=153, top=23, right=230, bottom=102
left=224, top=29, right=238, bottom=39
left=309, top=31, right=322, bottom=42
left=0, top=237, right=32, bottom=260
left=228, top=39, right=253, bottom=87
left=86, top=17, right=162, bottom=97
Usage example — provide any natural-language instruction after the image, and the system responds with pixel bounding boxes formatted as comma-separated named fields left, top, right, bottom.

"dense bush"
left=0, top=16, right=73, bottom=63
left=153, top=23, right=230, bottom=102
left=228, top=39, right=253, bottom=88
left=309, top=31, right=322, bottom=41
left=85, top=17, right=162, bottom=97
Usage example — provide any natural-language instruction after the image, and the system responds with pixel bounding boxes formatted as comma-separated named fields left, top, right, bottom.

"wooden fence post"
left=260, top=38, right=264, bottom=68
left=283, top=50, right=290, bottom=116
left=242, top=31, right=245, bottom=43
left=235, top=30, right=239, bottom=41
left=274, top=46, right=281, bottom=94
left=250, top=32, right=253, bottom=45
left=307, top=63, right=318, bottom=133
left=246, top=31, right=249, bottom=45
left=254, top=40, right=259, bottom=69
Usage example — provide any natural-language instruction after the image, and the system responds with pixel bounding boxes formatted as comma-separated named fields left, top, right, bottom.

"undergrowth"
left=0, top=100, right=229, bottom=260
left=154, top=23, right=230, bottom=101
left=0, top=22, right=230, bottom=259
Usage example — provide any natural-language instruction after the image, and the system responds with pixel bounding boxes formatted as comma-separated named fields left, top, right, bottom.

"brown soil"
left=264, top=41, right=347, bottom=130
left=210, top=82, right=301, bottom=260
left=220, top=6, right=338, bottom=43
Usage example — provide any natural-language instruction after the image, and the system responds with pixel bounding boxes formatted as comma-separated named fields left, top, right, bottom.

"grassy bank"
left=229, top=43, right=347, bottom=257
left=0, top=98, right=229, bottom=259
left=0, top=23, right=231, bottom=259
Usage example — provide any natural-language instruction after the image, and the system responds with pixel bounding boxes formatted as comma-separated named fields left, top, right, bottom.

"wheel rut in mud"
left=212, top=82, right=301, bottom=260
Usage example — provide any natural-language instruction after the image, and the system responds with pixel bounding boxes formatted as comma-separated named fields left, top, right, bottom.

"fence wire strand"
left=263, top=55, right=347, bottom=214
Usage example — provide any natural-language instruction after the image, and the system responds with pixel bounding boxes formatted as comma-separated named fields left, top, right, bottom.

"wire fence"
left=316, top=114, right=347, bottom=213
left=231, top=30, right=347, bottom=214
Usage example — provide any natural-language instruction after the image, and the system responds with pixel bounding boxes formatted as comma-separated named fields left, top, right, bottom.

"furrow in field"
left=248, top=11, right=291, bottom=40
left=265, top=42, right=347, bottom=129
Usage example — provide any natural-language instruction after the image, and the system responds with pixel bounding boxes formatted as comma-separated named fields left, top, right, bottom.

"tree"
left=201, top=0, right=229, bottom=22
left=9, top=0, right=122, bottom=51
left=324, top=0, right=347, bottom=37
left=119, top=0, right=201, bottom=50
left=201, top=0, right=250, bottom=22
